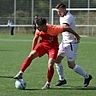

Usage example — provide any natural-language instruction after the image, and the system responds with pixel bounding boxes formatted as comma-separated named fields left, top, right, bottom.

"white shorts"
left=58, top=42, right=78, bottom=61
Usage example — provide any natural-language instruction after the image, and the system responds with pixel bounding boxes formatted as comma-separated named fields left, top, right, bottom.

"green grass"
left=0, top=34, right=96, bottom=96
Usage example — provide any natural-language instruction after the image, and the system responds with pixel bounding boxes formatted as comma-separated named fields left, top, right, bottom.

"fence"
left=0, top=0, right=96, bottom=36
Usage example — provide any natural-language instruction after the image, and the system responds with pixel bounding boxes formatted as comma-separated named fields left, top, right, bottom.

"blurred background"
left=0, top=0, right=96, bottom=36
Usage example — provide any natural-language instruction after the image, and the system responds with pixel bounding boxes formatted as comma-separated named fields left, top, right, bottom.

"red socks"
left=47, top=66, right=54, bottom=83
left=20, top=56, right=54, bottom=84
left=20, top=57, right=32, bottom=72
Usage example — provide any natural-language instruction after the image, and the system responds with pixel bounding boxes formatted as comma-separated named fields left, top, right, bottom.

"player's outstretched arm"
left=32, top=34, right=39, bottom=50
left=64, top=27, right=80, bottom=43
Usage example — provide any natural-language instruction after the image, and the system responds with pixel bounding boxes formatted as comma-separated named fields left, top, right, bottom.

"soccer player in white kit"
left=55, top=3, right=92, bottom=87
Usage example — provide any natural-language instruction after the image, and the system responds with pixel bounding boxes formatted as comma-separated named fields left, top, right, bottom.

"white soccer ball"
left=15, top=79, right=26, bottom=90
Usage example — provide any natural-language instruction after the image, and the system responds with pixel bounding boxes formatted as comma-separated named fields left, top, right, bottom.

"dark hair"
left=56, top=3, right=66, bottom=9
left=36, top=18, right=47, bottom=26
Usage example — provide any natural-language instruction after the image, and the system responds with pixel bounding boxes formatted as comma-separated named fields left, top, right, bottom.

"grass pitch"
left=0, top=34, right=96, bottom=96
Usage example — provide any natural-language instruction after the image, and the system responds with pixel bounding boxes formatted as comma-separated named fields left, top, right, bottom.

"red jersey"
left=36, top=24, right=64, bottom=36
left=35, top=24, right=64, bottom=48
left=33, top=24, right=64, bottom=58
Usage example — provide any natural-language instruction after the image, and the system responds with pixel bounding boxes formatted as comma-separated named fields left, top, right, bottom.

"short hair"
left=36, top=18, right=47, bottom=26
left=56, top=3, right=66, bottom=9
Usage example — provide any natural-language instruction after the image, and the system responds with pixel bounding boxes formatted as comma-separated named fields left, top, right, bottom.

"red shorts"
left=34, top=43, right=58, bottom=59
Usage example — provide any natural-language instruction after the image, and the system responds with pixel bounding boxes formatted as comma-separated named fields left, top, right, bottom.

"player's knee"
left=55, top=58, right=62, bottom=63
left=48, top=60, right=54, bottom=68
left=50, top=60, right=55, bottom=65
left=68, top=61, right=75, bottom=69
left=55, top=59, right=61, bottom=63
left=28, top=50, right=37, bottom=59
left=55, top=56, right=63, bottom=63
left=48, top=63, right=54, bottom=70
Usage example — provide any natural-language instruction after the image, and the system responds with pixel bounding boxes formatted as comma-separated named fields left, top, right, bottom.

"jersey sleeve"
left=52, top=25, right=64, bottom=35
left=62, top=16, right=72, bottom=25
left=35, top=29, right=40, bottom=36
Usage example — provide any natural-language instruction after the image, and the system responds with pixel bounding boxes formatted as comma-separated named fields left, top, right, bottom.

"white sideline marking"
left=0, top=39, right=96, bottom=44
left=0, top=39, right=32, bottom=42
left=81, top=42, right=96, bottom=44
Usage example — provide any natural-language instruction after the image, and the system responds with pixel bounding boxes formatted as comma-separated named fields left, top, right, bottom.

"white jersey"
left=60, top=12, right=77, bottom=43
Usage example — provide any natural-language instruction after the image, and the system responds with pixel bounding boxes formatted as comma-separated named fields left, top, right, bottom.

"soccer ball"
left=15, top=79, right=26, bottom=90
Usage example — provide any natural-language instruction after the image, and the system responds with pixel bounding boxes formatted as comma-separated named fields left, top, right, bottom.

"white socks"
left=55, top=63, right=64, bottom=80
left=73, top=64, right=89, bottom=79
left=56, top=63, right=89, bottom=80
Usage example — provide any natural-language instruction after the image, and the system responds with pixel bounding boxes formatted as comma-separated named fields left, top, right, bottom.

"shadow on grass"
left=25, top=85, right=96, bottom=91
left=0, top=49, right=16, bottom=52
left=0, top=76, right=95, bottom=91
left=51, top=85, right=96, bottom=90
left=0, top=75, right=13, bottom=79
left=25, top=88, right=42, bottom=91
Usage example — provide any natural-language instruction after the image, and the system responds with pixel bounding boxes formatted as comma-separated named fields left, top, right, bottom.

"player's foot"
left=84, top=75, right=92, bottom=87
left=42, top=82, right=50, bottom=89
left=55, top=79, right=67, bottom=86
left=14, top=72, right=23, bottom=79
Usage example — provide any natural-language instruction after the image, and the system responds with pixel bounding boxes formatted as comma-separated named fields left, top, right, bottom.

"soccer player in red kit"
left=14, top=18, right=80, bottom=89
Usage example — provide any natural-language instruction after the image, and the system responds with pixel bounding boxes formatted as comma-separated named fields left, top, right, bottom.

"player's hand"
left=76, top=35, right=80, bottom=43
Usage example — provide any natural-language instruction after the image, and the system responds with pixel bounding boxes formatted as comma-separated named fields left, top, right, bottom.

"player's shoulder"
left=47, top=24, right=53, bottom=27
left=35, top=29, right=40, bottom=35
left=47, top=24, right=61, bottom=30
left=67, top=12, right=74, bottom=18
left=47, top=24, right=55, bottom=29
left=61, top=12, right=74, bottom=22
left=47, top=24, right=63, bottom=35
left=65, top=12, right=73, bottom=17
